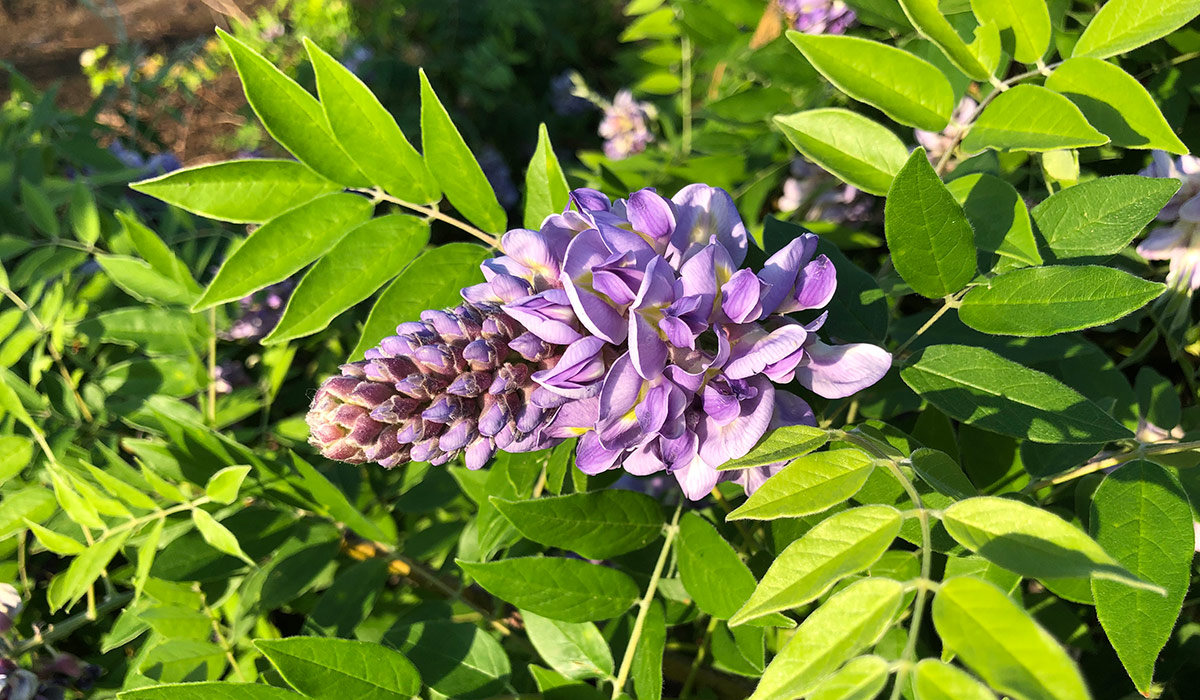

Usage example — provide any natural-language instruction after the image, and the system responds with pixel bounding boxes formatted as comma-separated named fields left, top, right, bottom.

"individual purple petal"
left=502, top=289, right=583, bottom=344
left=545, top=397, right=600, bottom=438
left=563, top=229, right=629, bottom=343
left=670, top=454, right=721, bottom=501
left=725, top=323, right=808, bottom=380
left=696, top=377, right=775, bottom=467
left=659, top=429, right=697, bottom=470
left=795, top=339, right=892, bottom=399
left=577, top=431, right=623, bottom=474
left=730, top=464, right=785, bottom=495
left=721, top=268, right=765, bottom=323
left=571, top=188, right=612, bottom=213
left=773, top=390, right=815, bottom=428
left=501, top=228, right=561, bottom=283
left=591, top=249, right=646, bottom=306
left=597, top=353, right=646, bottom=448
left=702, top=376, right=758, bottom=427
left=626, top=188, right=676, bottom=251
left=669, top=184, right=748, bottom=267
left=626, top=440, right=667, bottom=475
left=757, top=234, right=818, bottom=317
left=531, top=336, right=608, bottom=399
left=791, top=254, right=837, bottom=311
left=630, top=312, right=669, bottom=380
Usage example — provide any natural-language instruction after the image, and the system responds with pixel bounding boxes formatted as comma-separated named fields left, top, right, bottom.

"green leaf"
left=265, top=215, right=429, bottom=343
left=306, top=558, right=389, bottom=637
left=69, top=182, right=100, bottom=245
left=119, top=683, right=303, bottom=700
left=205, top=465, right=251, bottom=505
left=900, top=344, right=1132, bottom=443
left=910, top=448, right=977, bottom=500
left=47, top=531, right=129, bottom=612
left=1091, top=462, right=1193, bottom=694
left=117, top=212, right=201, bottom=293
left=491, top=490, right=663, bottom=559
left=912, top=659, right=998, bottom=700
left=898, top=0, right=999, bottom=80
left=20, top=180, right=59, bottom=236
left=78, top=307, right=202, bottom=356
left=130, top=160, right=341, bottom=224
left=808, top=655, right=890, bottom=700
left=676, top=512, right=790, bottom=626
left=885, top=148, right=977, bottom=298
left=787, top=32, right=954, bottom=130
left=193, top=193, right=373, bottom=310
left=943, top=496, right=1153, bottom=589
left=945, top=173, right=1042, bottom=272
left=0, top=435, right=34, bottom=484
left=218, top=28, right=365, bottom=185
left=718, top=425, right=830, bottom=471
left=288, top=454, right=390, bottom=543
left=191, top=509, right=254, bottom=565
left=97, top=255, right=197, bottom=306
left=458, top=557, right=639, bottom=622
left=1135, top=367, right=1181, bottom=430
left=524, top=124, right=571, bottom=229
left=419, top=69, right=507, bottom=233
left=962, top=85, right=1109, bottom=153
left=386, top=622, right=510, bottom=699
left=773, top=109, right=909, bottom=196
left=1072, top=0, right=1200, bottom=59
left=255, top=637, right=420, bottom=700
left=960, top=265, right=1164, bottom=336
left=133, top=517, right=164, bottom=601
left=352, top=243, right=489, bottom=359
left=727, top=449, right=875, bottom=521
left=632, top=600, right=666, bottom=700
left=1045, top=58, right=1187, bottom=154
left=305, top=38, right=439, bottom=203
left=730, top=505, right=903, bottom=626
left=969, top=0, right=1051, bottom=63
left=0, top=489, right=56, bottom=540
left=749, top=578, right=905, bottom=700
left=521, top=610, right=613, bottom=680
left=48, top=467, right=104, bottom=530
left=1032, top=175, right=1181, bottom=260
left=24, top=519, right=86, bottom=555
left=932, top=576, right=1089, bottom=700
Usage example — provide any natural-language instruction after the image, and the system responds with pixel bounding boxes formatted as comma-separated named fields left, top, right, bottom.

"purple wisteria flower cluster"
left=1140, top=151, right=1200, bottom=291
left=308, top=184, right=891, bottom=499
left=599, top=90, right=655, bottom=160
left=779, top=0, right=857, bottom=35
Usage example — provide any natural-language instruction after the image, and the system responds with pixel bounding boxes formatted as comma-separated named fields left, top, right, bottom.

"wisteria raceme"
left=309, top=183, right=892, bottom=499
left=598, top=89, right=654, bottom=160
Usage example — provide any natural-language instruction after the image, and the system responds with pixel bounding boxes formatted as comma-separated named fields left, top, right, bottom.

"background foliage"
left=2, top=1, right=1200, bottom=700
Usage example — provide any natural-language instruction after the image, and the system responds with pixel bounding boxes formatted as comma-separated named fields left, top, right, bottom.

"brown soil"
left=1, top=0, right=271, bottom=162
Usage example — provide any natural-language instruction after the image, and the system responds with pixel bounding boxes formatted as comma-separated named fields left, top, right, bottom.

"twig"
left=612, top=502, right=684, bottom=699
left=1025, top=440, right=1200, bottom=493
left=355, top=188, right=501, bottom=249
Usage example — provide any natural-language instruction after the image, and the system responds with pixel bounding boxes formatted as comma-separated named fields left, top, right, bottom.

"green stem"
left=1026, top=440, right=1200, bottom=493
left=612, top=502, right=684, bottom=699
left=357, top=188, right=501, bottom=249
left=207, top=307, right=218, bottom=427
left=843, top=431, right=932, bottom=700
left=680, top=616, right=718, bottom=700
left=681, top=31, right=694, bottom=156
left=12, top=592, right=133, bottom=657
left=894, top=293, right=963, bottom=356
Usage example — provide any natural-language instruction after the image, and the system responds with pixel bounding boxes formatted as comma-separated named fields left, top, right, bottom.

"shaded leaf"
left=1032, top=175, right=1181, bottom=260
left=491, top=490, right=663, bottom=559
left=718, top=425, right=830, bottom=471
left=256, top=637, right=421, bottom=700
left=458, top=557, right=639, bottom=622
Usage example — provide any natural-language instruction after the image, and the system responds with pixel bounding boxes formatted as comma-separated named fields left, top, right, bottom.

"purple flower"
left=599, top=90, right=654, bottom=160
left=1138, top=151, right=1200, bottom=290
left=311, top=181, right=891, bottom=501
left=0, top=583, right=20, bottom=634
left=224, top=278, right=295, bottom=342
left=777, top=158, right=875, bottom=224
left=780, top=0, right=857, bottom=34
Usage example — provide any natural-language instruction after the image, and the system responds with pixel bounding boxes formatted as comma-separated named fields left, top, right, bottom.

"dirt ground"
left=1, top=0, right=271, bottom=162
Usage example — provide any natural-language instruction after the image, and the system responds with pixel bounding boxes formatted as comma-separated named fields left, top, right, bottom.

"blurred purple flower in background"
left=779, top=0, right=856, bottom=35
left=777, top=159, right=874, bottom=224
left=1139, top=151, right=1200, bottom=290
left=599, top=90, right=654, bottom=160
left=108, top=142, right=181, bottom=178
left=479, top=146, right=520, bottom=209
left=224, top=278, right=294, bottom=341
left=550, top=70, right=594, bottom=116
left=310, top=183, right=891, bottom=499
left=915, top=96, right=976, bottom=166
